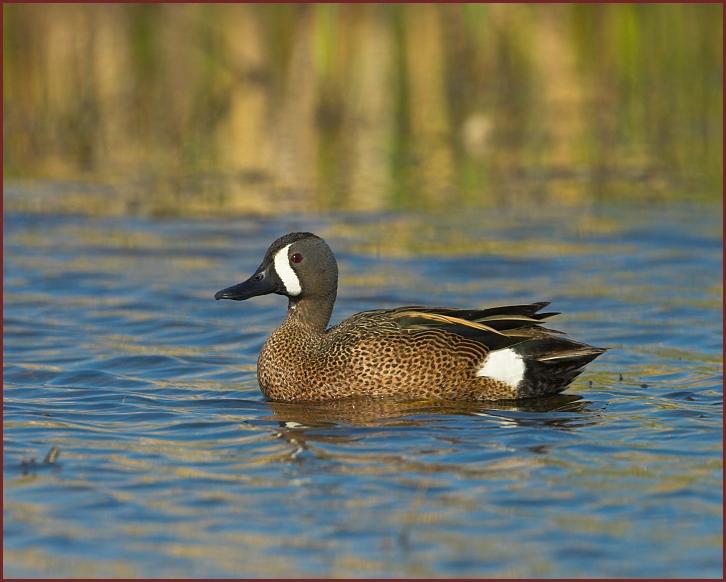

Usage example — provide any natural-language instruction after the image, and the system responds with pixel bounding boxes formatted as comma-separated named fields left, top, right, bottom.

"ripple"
left=3, top=205, right=723, bottom=578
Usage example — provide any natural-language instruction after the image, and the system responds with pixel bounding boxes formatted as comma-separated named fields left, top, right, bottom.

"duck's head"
left=215, top=232, right=338, bottom=303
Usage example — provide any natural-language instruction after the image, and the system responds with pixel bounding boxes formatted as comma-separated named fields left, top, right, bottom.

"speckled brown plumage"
left=216, top=232, right=606, bottom=402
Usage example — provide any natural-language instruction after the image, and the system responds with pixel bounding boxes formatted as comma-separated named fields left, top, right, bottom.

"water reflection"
left=267, top=393, right=595, bottom=429
left=264, top=393, right=601, bottom=467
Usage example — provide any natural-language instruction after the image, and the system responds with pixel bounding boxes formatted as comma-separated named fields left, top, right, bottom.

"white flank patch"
left=476, top=348, right=525, bottom=387
left=273, top=244, right=302, bottom=296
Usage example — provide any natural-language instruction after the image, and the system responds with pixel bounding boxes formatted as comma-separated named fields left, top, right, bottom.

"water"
left=4, top=200, right=722, bottom=577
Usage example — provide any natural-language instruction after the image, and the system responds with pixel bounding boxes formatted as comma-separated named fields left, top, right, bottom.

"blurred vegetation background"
left=4, top=3, right=723, bottom=216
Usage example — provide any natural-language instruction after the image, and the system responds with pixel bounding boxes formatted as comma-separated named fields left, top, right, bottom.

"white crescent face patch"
left=273, top=244, right=302, bottom=296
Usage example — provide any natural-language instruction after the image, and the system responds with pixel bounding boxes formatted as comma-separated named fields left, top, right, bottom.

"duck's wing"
left=388, top=302, right=558, bottom=339
left=397, top=301, right=559, bottom=323
left=385, top=302, right=604, bottom=359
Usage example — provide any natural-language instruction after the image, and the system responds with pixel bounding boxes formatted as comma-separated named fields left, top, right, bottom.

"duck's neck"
left=285, top=293, right=336, bottom=333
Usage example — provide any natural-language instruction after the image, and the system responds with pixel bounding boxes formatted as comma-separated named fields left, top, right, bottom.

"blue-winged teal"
left=215, top=232, right=605, bottom=402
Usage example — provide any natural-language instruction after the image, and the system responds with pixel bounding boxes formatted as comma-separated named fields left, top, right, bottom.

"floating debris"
left=20, top=446, right=61, bottom=475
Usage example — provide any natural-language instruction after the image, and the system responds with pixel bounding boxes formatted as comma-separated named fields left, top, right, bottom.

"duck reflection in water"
left=266, top=393, right=601, bottom=451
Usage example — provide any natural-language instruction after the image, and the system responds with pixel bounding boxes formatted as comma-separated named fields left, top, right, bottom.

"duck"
left=215, top=232, right=605, bottom=402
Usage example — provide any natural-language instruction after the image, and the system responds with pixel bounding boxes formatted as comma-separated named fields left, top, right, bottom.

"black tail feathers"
left=514, top=339, right=607, bottom=397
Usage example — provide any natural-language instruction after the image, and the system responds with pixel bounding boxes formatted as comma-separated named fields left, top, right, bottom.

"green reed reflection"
left=4, top=4, right=723, bottom=215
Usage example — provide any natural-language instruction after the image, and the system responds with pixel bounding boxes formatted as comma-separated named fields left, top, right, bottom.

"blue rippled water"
left=4, top=202, right=722, bottom=577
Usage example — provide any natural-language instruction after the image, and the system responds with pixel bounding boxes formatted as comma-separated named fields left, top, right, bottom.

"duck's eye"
left=254, top=272, right=265, bottom=281
left=291, top=253, right=303, bottom=264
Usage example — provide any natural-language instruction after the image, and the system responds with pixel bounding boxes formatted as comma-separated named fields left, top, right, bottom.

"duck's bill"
left=214, top=274, right=278, bottom=301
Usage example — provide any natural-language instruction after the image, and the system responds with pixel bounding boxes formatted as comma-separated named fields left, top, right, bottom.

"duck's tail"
left=513, top=337, right=607, bottom=398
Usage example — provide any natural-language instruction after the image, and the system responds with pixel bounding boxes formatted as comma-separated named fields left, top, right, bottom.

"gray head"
left=214, top=232, right=338, bottom=303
